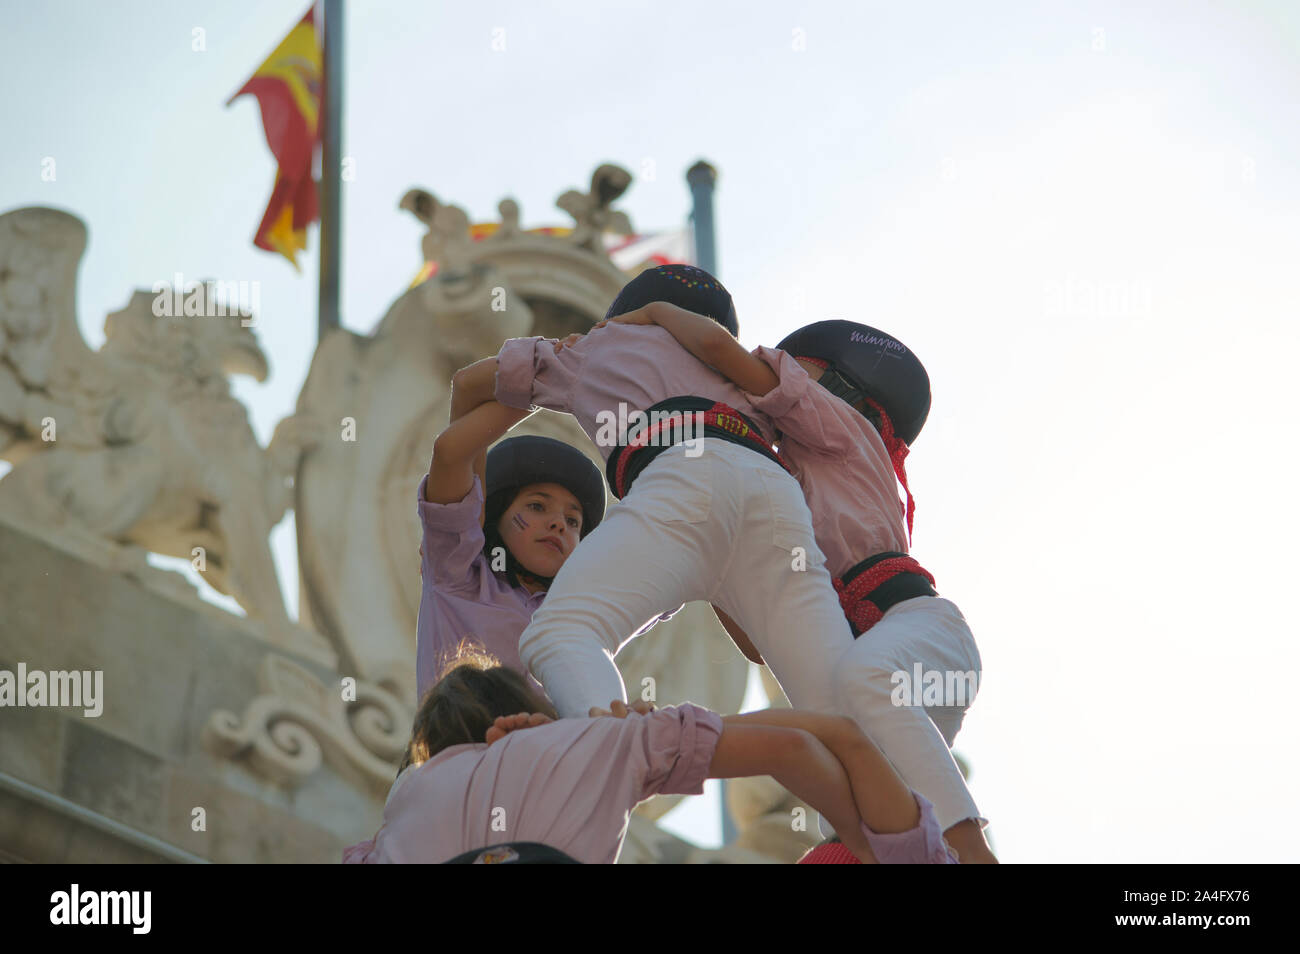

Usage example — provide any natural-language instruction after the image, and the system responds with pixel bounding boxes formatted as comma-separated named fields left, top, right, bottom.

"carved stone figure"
left=556, top=163, right=634, bottom=251
left=0, top=207, right=327, bottom=659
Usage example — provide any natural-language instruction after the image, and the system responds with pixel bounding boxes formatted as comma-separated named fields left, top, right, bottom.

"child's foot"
left=484, top=711, right=553, bottom=745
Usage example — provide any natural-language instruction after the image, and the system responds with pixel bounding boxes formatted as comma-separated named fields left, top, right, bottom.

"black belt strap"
left=604, top=396, right=783, bottom=498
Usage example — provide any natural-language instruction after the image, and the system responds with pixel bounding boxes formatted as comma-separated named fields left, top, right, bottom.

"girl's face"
left=497, top=482, right=584, bottom=578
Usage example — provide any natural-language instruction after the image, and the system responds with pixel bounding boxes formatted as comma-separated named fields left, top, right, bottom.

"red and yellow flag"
left=228, top=6, right=322, bottom=269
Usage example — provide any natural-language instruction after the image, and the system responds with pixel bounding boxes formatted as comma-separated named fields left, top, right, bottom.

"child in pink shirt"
left=597, top=306, right=996, bottom=864
left=343, top=651, right=957, bottom=864
left=416, top=358, right=606, bottom=700
left=488, top=265, right=856, bottom=722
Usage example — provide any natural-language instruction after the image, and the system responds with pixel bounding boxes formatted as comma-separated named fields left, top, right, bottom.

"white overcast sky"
left=3, top=0, right=1299, bottom=862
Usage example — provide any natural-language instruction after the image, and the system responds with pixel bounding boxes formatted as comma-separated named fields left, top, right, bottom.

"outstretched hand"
left=485, top=711, right=554, bottom=745
left=588, top=699, right=657, bottom=718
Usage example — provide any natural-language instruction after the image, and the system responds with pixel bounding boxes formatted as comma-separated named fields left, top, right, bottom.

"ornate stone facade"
left=0, top=167, right=817, bottom=863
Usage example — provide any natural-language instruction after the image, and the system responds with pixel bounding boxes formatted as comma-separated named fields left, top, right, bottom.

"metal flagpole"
left=317, top=0, right=344, bottom=341
left=687, top=159, right=742, bottom=846
left=687, top=160, right=718, bottom=275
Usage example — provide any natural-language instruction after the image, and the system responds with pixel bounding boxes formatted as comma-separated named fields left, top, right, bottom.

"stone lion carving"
left=0, top=207, right=326, bottom=657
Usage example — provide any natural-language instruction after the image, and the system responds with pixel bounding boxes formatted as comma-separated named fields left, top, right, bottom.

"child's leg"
left=516, top=445, right=726, bottom=718
left=707, top=449, right=855, bottom=712
left=830, top=596, right=986, bottom=837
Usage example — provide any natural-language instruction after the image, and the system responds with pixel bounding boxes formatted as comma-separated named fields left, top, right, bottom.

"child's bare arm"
left=447, top=358, right=519, bottom=498
left=426, top=358, right=532, bottom=508
left=601, top=302, right=780, bottom=396
left=721, top=709, right=920, bottom=835
left=449, top=357, right=499, bottom=421
left=707, top=724, right=878, bottom=862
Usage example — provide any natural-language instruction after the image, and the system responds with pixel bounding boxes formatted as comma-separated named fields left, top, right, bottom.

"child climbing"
left=416, top=357, right=605, bottom=700
left=487, top=265, right=857, bottom=726
left=597, top=305, right=995, bottom=863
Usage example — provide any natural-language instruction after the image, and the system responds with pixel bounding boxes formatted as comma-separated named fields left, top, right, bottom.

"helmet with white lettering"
left=776, top=320, right=930, bottom=446
left=777, top=320, right=931, bottom=539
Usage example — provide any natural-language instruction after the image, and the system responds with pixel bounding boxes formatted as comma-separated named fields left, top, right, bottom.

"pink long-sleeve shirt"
left=748, top=347, right=910, bottom=577
left=343, top=704, right=723, bottom=864
left=416, top=473, right=544, bottom=701
left=863, top=791, right=960, bottom=864
left=494, top=324, right=777, bottom=459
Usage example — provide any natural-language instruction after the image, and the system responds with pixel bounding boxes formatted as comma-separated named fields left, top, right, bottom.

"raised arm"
left=425, top=358, right=533, bottom=508
left=601, top=302, right=780, bottom=396
left=447, top=357, right=497, bottom=494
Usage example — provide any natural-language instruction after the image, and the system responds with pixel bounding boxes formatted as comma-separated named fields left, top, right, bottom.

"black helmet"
left=481, top=436, right=606, bottom=588
left=485, top=435, right=605, bottom=536
left=605, top=263, right=739, bottom=336
left=776, top=320, right=931, bottom=446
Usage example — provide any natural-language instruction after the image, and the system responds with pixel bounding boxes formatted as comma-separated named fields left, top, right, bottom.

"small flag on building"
left=227, top=6, right=322, bottom=269
left=606, top=228, right=694, bottom=272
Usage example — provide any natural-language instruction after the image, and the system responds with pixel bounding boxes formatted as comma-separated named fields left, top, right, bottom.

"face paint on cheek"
left=511, top=512, right=529, bottom=533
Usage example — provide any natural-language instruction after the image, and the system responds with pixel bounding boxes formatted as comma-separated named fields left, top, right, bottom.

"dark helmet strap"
left=513, top=566, right=554, bottom=590
left=819, top=367, right=868, bottom=408
left=796, top=356, right=868, bottom=410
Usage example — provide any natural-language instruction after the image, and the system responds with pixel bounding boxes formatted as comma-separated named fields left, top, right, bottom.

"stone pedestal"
left=0, top=517, right=383, bottom=863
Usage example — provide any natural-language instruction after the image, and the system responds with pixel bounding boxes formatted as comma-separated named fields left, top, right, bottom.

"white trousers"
left=832, top=595, right=984, bottom=831
left=518, top=439, right=985, bottom=833
left=518, top=439, right=854, bottom=720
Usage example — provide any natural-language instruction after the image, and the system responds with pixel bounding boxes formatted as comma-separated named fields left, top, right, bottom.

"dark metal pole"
left=686, top=160, right=718, bottom=275
left=318, top=0, right=343, bottom=340
left=688, top=159, right=740, bottom=846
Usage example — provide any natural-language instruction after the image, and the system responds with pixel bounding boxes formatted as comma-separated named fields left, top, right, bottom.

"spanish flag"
left=228, top=6, right=322, bottom=269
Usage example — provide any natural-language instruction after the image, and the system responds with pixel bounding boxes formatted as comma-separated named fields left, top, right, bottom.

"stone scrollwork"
left=203, top=654, right=410, bottom=795
left=347, top=679, right=409, bottom=764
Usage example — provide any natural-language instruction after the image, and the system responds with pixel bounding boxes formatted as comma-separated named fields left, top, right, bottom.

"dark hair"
left=399, top=647, right=558, bottom=773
